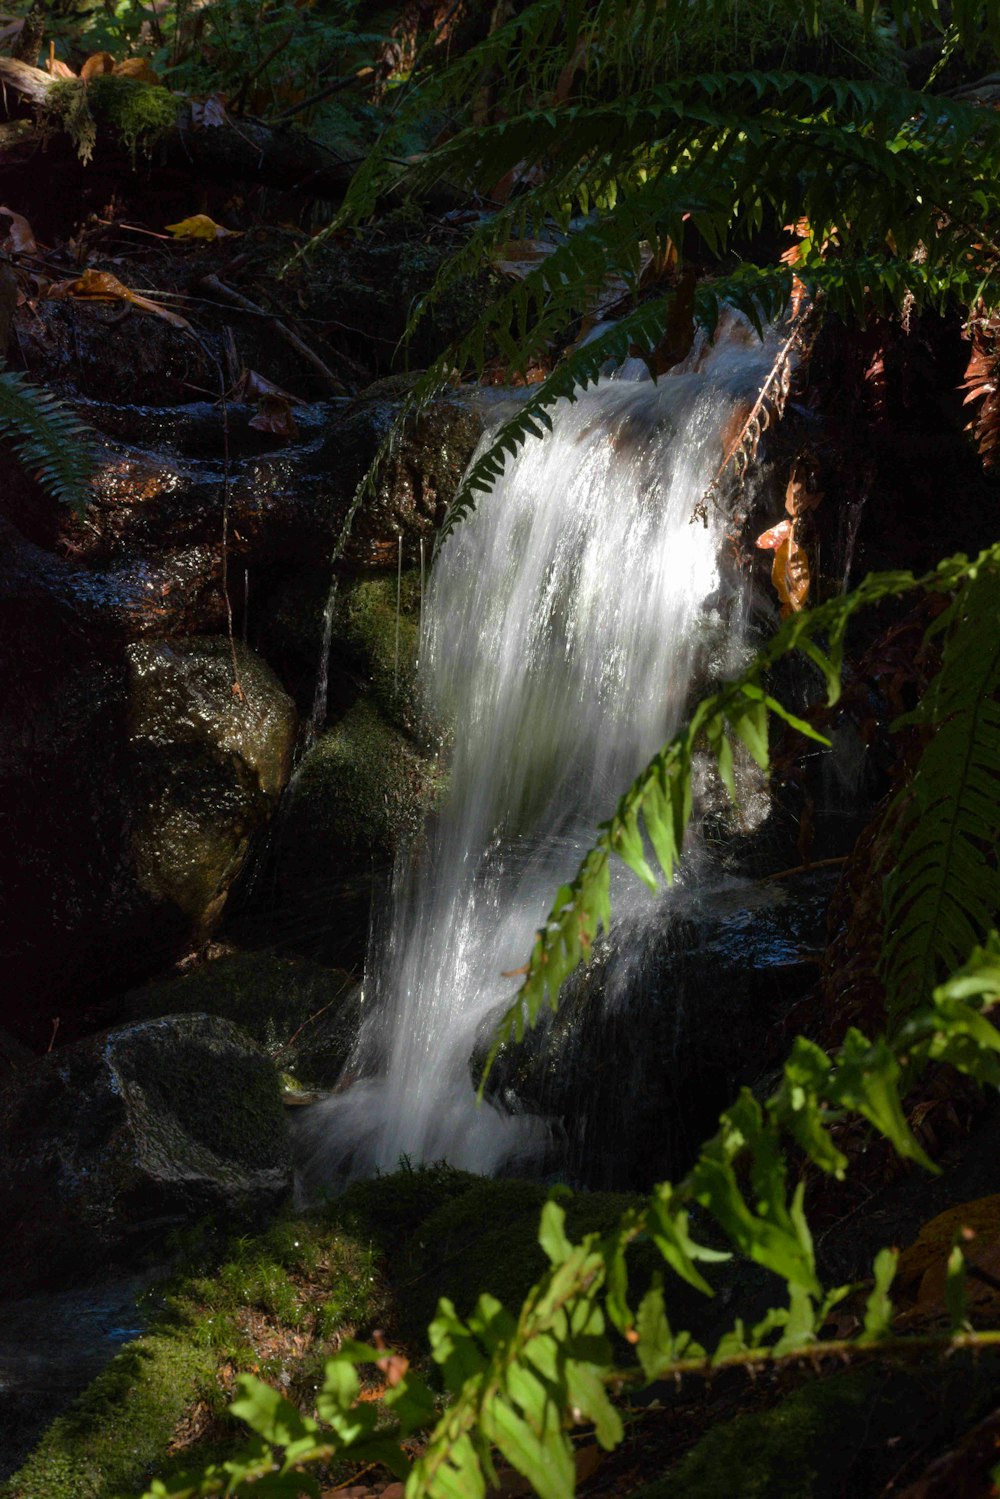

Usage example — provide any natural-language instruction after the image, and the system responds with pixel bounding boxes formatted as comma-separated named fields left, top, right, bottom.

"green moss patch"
left=46, top=76, right=179, bottom=163
left=2, top=1216, right=387, bottom=1499
left=335, top=573, right=423, bottom=733
left=287, top=696, right=445, bottom=860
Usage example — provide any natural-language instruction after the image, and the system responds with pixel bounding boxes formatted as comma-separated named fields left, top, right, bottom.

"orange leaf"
left=47, top=268, right=192, bottom=330
left=80, top=51, right=116, bottom=79
left=754, top=519, right=792, bottom=551
left=113, top=57, right=161, bottom=85
left=165, top=214, right=238, bottom=241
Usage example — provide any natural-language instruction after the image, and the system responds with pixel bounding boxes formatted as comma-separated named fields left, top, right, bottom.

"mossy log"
left=0, top=58, right=460, bottom=205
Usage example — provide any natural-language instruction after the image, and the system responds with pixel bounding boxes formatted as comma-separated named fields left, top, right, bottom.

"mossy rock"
left=2, top=1213, right=388, bottom=1499
left=636, top=1351, right=1000, bottom=1499
left=2, top=1332, right=214, bottom=1499
left=0, top=1014, right=291, bottom=1296
left=127, top=637, right=297, bottom=928
left=46, top=75, right=179, bottom=162
left=333, top=572, right=423, bottom=733
left=337, top=1169, right=654, bottom=1348
left=282, top=695, right=444, bottom=867
left=127, top=950, right=360, bottom=1089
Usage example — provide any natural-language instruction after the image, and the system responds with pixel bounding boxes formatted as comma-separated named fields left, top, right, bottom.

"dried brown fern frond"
left=962, top=311, right=1000, bottom=469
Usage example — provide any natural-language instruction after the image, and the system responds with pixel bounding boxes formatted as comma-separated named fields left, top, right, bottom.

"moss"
left=2, top=1213, right=387, bottom=1499
left=335, top=573, right=423, bottom=733
left=46, top=76, right=179, bottom=163
left=127, top=950, right=359, bottom=1088
left=288, top=696, right=445, bottom=859
left=2, top=1334, right=215, bottom=1499
left=636, top=1351, right=1000, bottom=1499
left=336, top=1167, right=654, bottom=1350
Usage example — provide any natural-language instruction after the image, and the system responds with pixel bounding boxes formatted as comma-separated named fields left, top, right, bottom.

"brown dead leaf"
left=493, top=238, right=559, bottom=279
left=249, top=393, right=298, bottom=438
left=230, top=367, right=304, bottom=405
left=755, top=517, right=810, bottom=615
left=0, top=206, right=36, bottom=256
left=47, top=268, right=192, bottom=331
left=372, top=1329, right=409, bottom=1389
left=46, top=49, right=77, bottom=78
left=80, top=51, right=116, bottom=79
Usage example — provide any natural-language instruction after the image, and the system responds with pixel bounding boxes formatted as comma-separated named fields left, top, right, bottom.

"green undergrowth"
left=4, top=1167, right=650, bottom=1498
left=1, top=1215, right=385, bottom=1499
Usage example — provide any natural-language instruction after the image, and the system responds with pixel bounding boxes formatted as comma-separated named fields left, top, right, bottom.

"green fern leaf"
left=0, top=362, right=93, bottom=513
left=882, top=559, right=1000, bottom=1016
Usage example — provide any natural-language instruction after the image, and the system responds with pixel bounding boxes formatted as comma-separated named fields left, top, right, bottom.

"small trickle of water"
left=298, top=314, right=784, bottom=1187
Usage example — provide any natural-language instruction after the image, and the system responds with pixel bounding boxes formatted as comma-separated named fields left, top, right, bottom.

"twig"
left=195, top=273, right=346, bottom=393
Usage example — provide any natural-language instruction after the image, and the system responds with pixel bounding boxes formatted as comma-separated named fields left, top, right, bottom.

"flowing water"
left=298, top=314, right=785, bottom=1187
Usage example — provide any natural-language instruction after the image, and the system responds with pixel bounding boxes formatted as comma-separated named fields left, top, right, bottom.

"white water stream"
left=299, top=314, right=783, bottom=1186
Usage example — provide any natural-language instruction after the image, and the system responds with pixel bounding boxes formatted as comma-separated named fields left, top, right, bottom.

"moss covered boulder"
left=127, top=950, right=360, bottom=1089
left=251, top=696, right=444, bottom=966
left=0, top=1014, right=291, bottom=1296
left=128, top=636, right=297, bottom=930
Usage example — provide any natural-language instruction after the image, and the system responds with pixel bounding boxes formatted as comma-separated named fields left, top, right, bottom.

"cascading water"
left=298, top=314, right=785, bottom=1188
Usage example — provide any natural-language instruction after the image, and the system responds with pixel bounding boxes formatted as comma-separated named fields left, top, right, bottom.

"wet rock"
left=15, top=298, right=215, bottom=406
left=126, top=949, right=360, bottom=1089
left=237, top=696, right=444, bottom=969
left=323, top=381, right=487, bottom=566
left=0, top=1013, right=291, bottom=1296
left=484, top=867, right=840, bottom=1190
left=127, top=637, right=297, bottom=928
left=0, top=629, right=296, bottom=1042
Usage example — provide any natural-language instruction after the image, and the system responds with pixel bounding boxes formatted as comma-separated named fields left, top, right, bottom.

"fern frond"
left=0, top=362, right=93, bottom=513
left=881, top=559, right=1000, bottom=1016
left=480, top=544, right=1000, bottom=1084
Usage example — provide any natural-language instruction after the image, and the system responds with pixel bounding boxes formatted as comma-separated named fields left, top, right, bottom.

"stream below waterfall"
left=296, top=314, right=790, bottom=1189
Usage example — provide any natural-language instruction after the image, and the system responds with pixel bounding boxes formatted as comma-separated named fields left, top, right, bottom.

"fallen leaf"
left=230, top=367, right=304, bottom=405
left=113, top=57, right=161, bottom=84
left=47, top=268, right=192, bottom=330
left=755, top=518, right=810, bottom=614
left=493, top=238, right=560, bottom=279
left=80, top=51, right=115, bottom=79
left=47, top=56, right=77, bottom=79
left=372, top=1330, right=409, bottom=1389
left=166, top=214, right=239, bottom=241
left=0, top=206, right=37, bottom=256
left=249, top=392, right=299, bottom=438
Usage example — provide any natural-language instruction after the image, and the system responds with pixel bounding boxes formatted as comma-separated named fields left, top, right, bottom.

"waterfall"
left=297, top=314, right=784, bottom=1187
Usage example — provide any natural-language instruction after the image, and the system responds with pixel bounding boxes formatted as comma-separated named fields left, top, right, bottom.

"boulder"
left=0, top=1014, right=291, bottom=1296
left=0, top=632, right=297, bottom=1042
left=235, top=696, right=444, bottom=969
left=126, top=950, right=360, bottom=1089
left=127, top=636, right=297, bottom=928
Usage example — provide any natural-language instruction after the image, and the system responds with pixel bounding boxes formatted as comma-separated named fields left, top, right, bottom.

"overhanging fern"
left=881, top=560, right=1000, bottom=1015
left=480, top=544, right=1000, bottom=1078
left=0, top=361, right=93, bottom=513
